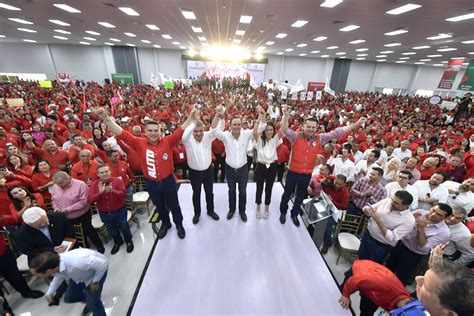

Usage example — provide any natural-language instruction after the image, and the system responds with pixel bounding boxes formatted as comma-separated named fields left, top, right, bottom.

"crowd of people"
left=0, top=78, right=473, bottom=315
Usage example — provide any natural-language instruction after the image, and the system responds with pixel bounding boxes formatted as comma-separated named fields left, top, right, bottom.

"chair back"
left=133, top=174, right=147, bottom=192
left=73, top=224, right=87, bottom=248
left=334, top=213, right=363, bottom=236
left=0, top=229, right=13, bottom=251
left=43, top=197, right=53, bottom=212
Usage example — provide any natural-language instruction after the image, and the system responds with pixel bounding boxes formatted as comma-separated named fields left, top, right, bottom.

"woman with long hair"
left=92, top=127, right=107, bottom=150
left=31, top=159, right=57, bottom=199
left=8, top=186, right=45, bottom=220
left=6, top=154, right=34, bottom=178
left=381, top=157, right=402, bottom=186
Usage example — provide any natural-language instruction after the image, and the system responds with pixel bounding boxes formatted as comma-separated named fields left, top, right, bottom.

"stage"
left=128, top=183, right=350, bottom=315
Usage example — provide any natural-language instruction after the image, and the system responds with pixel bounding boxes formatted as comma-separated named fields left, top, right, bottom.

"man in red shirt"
left=106, top=149, right=134, bottom=189
left=96, top=106, right=197, bottom=240
left=71, top=150, right=99, bottom=185
left=339, top=260, right=411, bottom=316
left=88, top=164, right=133, bottom=254
left=25, top=137, right=70, bottom=171
left=68, top=135, right=95, bottom=164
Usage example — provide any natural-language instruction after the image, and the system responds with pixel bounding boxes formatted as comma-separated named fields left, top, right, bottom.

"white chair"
left=333, top=213, right=363, bottom=265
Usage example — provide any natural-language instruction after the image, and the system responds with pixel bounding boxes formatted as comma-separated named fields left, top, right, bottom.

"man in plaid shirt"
left=348, top=167, right=387, bottom=215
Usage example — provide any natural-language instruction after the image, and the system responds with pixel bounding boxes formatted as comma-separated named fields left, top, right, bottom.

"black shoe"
left=192, top=214, right=200, bottom=224
left=82, top=305, right=90, bottom=315
left=239, top=212, right=247, bottom=222
left=227, top=210, right=235, bottom=220
left=320, top=245, right=329, bottom=254
left=177, top=225, right=186, bottom=239
left=157, top=224, right=171, bottom=240
left=126, top=242, right=134, bottom=253
left=23, top=290, right=44, bottom=299
left=291, top=214, right=300, bottom=227
left=279, top=214, right=286, bottom=224
left=207, top=211, right=220, bottom=221
left=110, top=241, right=123, bottom=255
left=97, top=246, right=105, bottom=254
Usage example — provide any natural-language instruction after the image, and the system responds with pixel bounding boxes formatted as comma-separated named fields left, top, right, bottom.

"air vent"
left=102, top=3, right=115, bottom=8
left=265, top=15, right=276, bottom=20
left=332, top=20, right=344, bottom=24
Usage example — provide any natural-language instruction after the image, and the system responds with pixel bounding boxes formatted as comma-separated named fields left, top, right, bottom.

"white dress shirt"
left=445, top=222, right=474, bottom=266
left=267, top=106, right=280, bottom=120
left=393, top=148, right=412, bottom=161
left=355, top=159, right=380, bottom=177
left=363, top=148, right=388, bottom=164
left=413, top=180, right=449, bottom=210
left=385, top=181, right=419, bottom=211
left=327, top=157, right=356, bottom=182
left=255, top=136, right=280, bottom=163
left=182, top=120, right=224, bottom=171
left=46, top=248, right=108, bottom=296
left=364, top=198, right=416, bottom=247
left=442, top=181, right=474, bottom=212
left=352, top=150, right=364, bottom=164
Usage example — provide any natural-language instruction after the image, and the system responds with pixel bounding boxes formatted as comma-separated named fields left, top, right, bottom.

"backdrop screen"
left=187, top=61, right=265, bottom=84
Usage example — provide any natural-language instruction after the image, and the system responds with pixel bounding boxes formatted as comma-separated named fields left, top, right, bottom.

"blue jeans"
left=145, top=175, right=183, bottom=227
left=323, top=217, right=337, bottom=247
left=358, top=231, right=393, bottom=264
left=64, top=271, right=107, bottom=316
left=279, top=170, right=311, bottom=216
left=189, top=166, right=214, bottom=215
left=225, top=164, right=249, bottom=214
left=386, top=242, right=424, bottom=285
left=99, top=206, right=132, bottom=244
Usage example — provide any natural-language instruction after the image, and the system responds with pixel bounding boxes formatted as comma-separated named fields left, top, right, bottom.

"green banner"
left=111, top=73, right=134, bottom=85
left=39, top=80, right=52, bottom=88
left=164, top=80, right=174, bottom=90
left=457, top=59, right=474, bottom=91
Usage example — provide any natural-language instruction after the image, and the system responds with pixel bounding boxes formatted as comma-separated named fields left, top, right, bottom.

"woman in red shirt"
left=8, top=186, right=45, bottom=220
left=31, top=159, right=57, bottom=199
left=6, top=154, right=34, bottom=178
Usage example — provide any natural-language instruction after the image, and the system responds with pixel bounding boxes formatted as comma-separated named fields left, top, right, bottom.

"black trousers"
left=213, top=154, right=226, bottom=182
left=276, top=162, right=286, bottom=182
left=70, top=211, right=104, bottom=250
left=255, top=162, right=277, bottom=205
left=189, top=166, right=214, bottom=216
left=385, top=241, right=424, bottom=285
left=0, top=248, right=31, bottom=296
left=342, top=268, right=379, bottom=316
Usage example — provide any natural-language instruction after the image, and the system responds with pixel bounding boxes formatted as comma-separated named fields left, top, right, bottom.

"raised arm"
left=181, top=107, right=199, bottom=130
left=211, top=105, right=225, bottom=129
left=94, top=107, right=123, bottom=136
left=253, top=106, right=266, bottom=141
left=280, top=104, right=290, bottom=134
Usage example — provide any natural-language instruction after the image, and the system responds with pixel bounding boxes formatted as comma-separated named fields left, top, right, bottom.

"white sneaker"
left=256, top=205, right=262, bottom=219
left=263, top=205, right=269, bottom=219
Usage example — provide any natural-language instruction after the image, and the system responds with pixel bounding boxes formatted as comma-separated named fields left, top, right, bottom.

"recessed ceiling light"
left=327, top=45, right=338, bottom=49
left=313, top=36, right=327, bottom=41
left=198, top=36, right=206, bottom=41
left=384, top=29, right=408, bottom=36
left=22, top=39, right=36, bottom=43
left=386, top=4, right=422, bottom=15
left=355, top=48, right=369, bottom=51
left=396, top=61, right=406, bottom=63
left=376, top=59, right=386, bottom=62
left=461, top=40, right=474, bottom=44
left=469, top=52, right=474, bottom=55
left=357, top=54, right=368, bottom=56
left=202, top=42, right=209, bottom=47
left=53, top=35, right=68, bottom=40
left=153, top=44, right=161, bottom=48
left=257, top=46, right=266, bottom=50
left=356, top=58, right=366, bottom=60
left=446, top=13, right=474, bottom=22
left=384, top=43, right=402, bottom=47
left=414, top=62, right=425, bottom=64
left=275, top=33, right=287, bottom=38
left=291, top=20, right=308, bottom=28
left=104, top=42, right=114, bottom=46
left=412, top=45, right=430, bottom=49
left=126, top=43, right=135, bottom=47
left=321, top=54, right=330, bottom=58
left=437, top=47, right=457, bottom=52
left=296, top=43, right=307, bottom=47
left=141, top=40, right=151, bottom=44
left=276, top=52, right=284, bottom=55
left=451, top=57, right=464, bottom=60
left=240, top=15, right=252, bottom=23
left=311, top=50, right=320, bottom=53
left=83, top=37, right=96, bottom=41
left=427, top=54, right=442, bottom=57
left=284, top=48, right=294, bottom=52
left=119, top=7, right=140, bottom=16
left=402, top=52, right=416, bottom=55
left=433, top=64, right=444, bottom=66
left=426, top=33, right=452, bottom=40
left=376, top=55, right=387, bottom=58
left=8, top=18, right=33, bottom=24
left=0, top=35, right=5, bottom=38
left=233, top=39, right=241, bottom=44
left=98, top=22, right=115, bottom=28
left=179, top=46, right=186, bottom=49
left=54, top=29, right=71, bottom=34
left=265, top=41, right=275, bottom=45
left=236, top=30, right=245, bottom=36
left=49, top=19, right=70, bottom=26
left=172, top=41, right=180, bottom=45
left=380, top=50, right=394, bottom=54
left=399, top=57, right=410, bottom=60
left=124, top=32, right=136, bottom=37
left=17, top=27, right=37, bottom=33
left=181, top=9, right=196, bottom=20
left=53, top=4, right=81, bottom=13
left=349, top=39, right=365, bottom=44
left=79, top=41, right=90, bottom=45
left=299, top=53, right=307, bottom=56
left=336, top=52, right=346, bottom=55
left=320, top=0, right=343, bottom=8
left=162, top=34, right=172, bottom=39
left=339, top=25, right=360, bottom=32
left=420, top=59, right=431, bottom=61
left=85, top=30, right=100, bottom=36
left=0, top=3, right=21, bottom=10
left=109, top=38, right=121, bottom=42
left=146, top=24, right=159, bottom=31
left=192, top=26, right=203, bottom=33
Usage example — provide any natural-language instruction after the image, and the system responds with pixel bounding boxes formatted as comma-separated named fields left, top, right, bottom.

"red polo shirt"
left=322, top=185, right=350, bottom=210
left=71, top=160, right=99, bottom=184
left=107, top=160, right=133, bottom=187
left=29, top=146, right=69, bottom=170
left=88, top=177, right=126, bottom=212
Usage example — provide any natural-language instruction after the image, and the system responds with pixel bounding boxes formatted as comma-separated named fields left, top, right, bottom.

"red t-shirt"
left=88, top=177, right=126, bottom=212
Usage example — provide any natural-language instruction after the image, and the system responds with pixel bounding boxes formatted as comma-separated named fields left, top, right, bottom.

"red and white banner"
left=307, top=82, right=325, bottom=92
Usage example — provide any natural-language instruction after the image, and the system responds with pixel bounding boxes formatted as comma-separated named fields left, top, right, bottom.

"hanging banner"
left=299, top=91, right=307, bottom=100
left=438, top=59, right=464, bottom=89
left=307, top=82, right=325, bottom=91
left=316, top=91, right=322, bottom=100
left=111, top=73, right=134, bottom=85
left=39, top=80, right=52, bottom=88
left=281, top=90, right=288, bottom=100
left=457, top=59, right=474, bottom=91
left=291, top=92, right=298, bottom=100
left=307, top=91, right=314, bottom=100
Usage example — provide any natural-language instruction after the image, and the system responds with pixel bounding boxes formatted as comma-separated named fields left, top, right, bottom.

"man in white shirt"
left=211, top=105, right=264, bottom=222
left=413, top=171, right=449, bottom=211
left=401, top=157, right=421, bottom=184
left=385, top=170, right=419, bottom=210
left=393, top=140, right=412, bottom=162
left=30, top=249, right=108, bottom=316
left=363, top=143, right=387, bottom=165
left=182, top=115, right=223, bottom=224
left=444, top=206, right=474, bottom=267
left=442, top=177, right=474, bottom=213
left=355, top=150, right=380, bottom=180
left=359, top=190, right=415, bottom=264
left=327, top=148, right=356, bottom=182
left=350, top=141, right=364, bottom=164
left=267, top=103, right=280, bottom=121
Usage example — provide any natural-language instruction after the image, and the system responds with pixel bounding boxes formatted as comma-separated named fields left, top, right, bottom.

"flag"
left=324, top=77, right=335, bottom=96
left=249, top=74, right=259, bottom=89
left=290, top=79, right=305, bottom=93
left=151, top=72, right=160, bottom=89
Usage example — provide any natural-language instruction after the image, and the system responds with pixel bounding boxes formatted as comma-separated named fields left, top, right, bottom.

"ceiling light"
left=355, top=48, right=369, bottom=51
left=356, top=58, right=366, bottom=60
left=141, top=40, right=151, bottom=44
left=17, top=28, right=37, bottom=33
left=236, top=30, right=245, bottom=36
left=320, top=0, right=343, bottom=8
left=181, top=9, right=196, bottom=19
left=153, top=44, right=161, bottom=48
left=199, top=36, right=207, bottom=41
left=376, top=59, right=386, bottom=62
left=54, top=29, right=71, bottom=34
left=396, top=61, right=406, bottom=63
left=311, top=50, right=320, bottom=53
left=420, top=59, right=431, bottom=61
left=179, top=46, right=186, bottom=49
left=8, top=18, right=33, bottom=24
left=119, top=7, right=139, bottom=16
left=98, top=22, right=115, bottom=28
left=0, top=35, right=4, bottom=38
left=233, top=39, right=241, bottom=44
left=299, top=53, right=307, bottom=56
left=386, top=4, right=422, bottom=15
left=426, top=33, right=452, bottom=40
left=349, top=39, right=365, bottom=44
left=414, top=62, right=424, bottom=64
left=0, top=3, right=21, bottom=10
left=461, top=40, right=474, bottom=44
left=265, top=41, right=275, bottom=45
left=327, top=46, right=338, bottom=49
left=339, top=25, right=360, bottom=32
left=291, top=20, right=308, bottom=28
left=437, top=47, right=457, bottom=52
left=202, top=42, right=209, bottom=47
left=83, top=37, right=96, bottom=41
left=376, top=55, right=387, bottom=58
left=126, top=43, right=135, bottom=47
left=22, top=39, right=36, bottom=43
left=275, top=33, right=287, bottom=38
left=433, top=64, right=443, bottom=66
left=380, top=50, right=394, bottom=54
left=469, top=52, right=474, bottom=55
left=412, top=45, right=430, bottom=49
left=446, top=13, right=474, bottom=22
left=162, top=34, right=172, bottom=39
left=384, top=29, right=408, bottom=36
left=192, top=26, right=203, bottom=33
left=79, top=41, right=90, bottom=45
left=124, top=32, right=136, bottom=37
left=240, top=15, right=252, bottom=23
left=85, top=30, right=100, bottom=36
left=109, top=38, right=121, bottom=42
left=427, top=54, right=442, bottom=57
left=462, top=63, right=469, bottom=66
left=53, top=35, right=68, bottom=40
left=313, top=36, right=327, bottom=41
left=321, top=55, right=329, bottom=58
left=336, top=52, right=346, bottom=55
left=146, top=24, right=159, bottom=31
left=297, top=43, right=307, bottom=47
left=285, top=48, right=294, bottom=52
left=53, top=4, right=81, bottom=13
left=276, top=52, right=284, bottom=55
left=402, top=52, right=416, bottom=55
left=451, top=57, right=464, bottom=60
left=104, top=42, right=114, bottom=46
left=172, top=41, right=180, bottom=45
left=399, top=57, right=410, bottom=60
left=49, top=19, right=70, bottom=26
left=257, top=46, right=266, bottom=50
left=384, top=43, right=402, bottom=47
left=357, top=53, right=368, bottom=56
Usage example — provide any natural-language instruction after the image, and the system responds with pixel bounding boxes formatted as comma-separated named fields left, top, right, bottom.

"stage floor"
left=129, top=183, right=350, bottom=316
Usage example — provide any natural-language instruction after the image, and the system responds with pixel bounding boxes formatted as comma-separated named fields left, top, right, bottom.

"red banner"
left=307, top=82, right=325, bottom=91
left=438, top=59, right=464, bottom=89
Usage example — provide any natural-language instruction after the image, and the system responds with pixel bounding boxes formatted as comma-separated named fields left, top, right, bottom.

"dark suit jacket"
left=14, top=212, right=74, bottom=261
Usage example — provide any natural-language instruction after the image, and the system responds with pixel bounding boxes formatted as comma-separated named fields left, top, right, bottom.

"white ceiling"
left=1, top=0, right=474, bottom=67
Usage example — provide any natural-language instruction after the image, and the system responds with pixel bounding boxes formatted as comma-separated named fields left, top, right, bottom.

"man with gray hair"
left=444, top=205, right=474, bottom=267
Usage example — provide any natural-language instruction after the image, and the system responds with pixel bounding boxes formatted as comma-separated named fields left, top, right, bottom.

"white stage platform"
left=129, top=183, right=350, bottom=316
